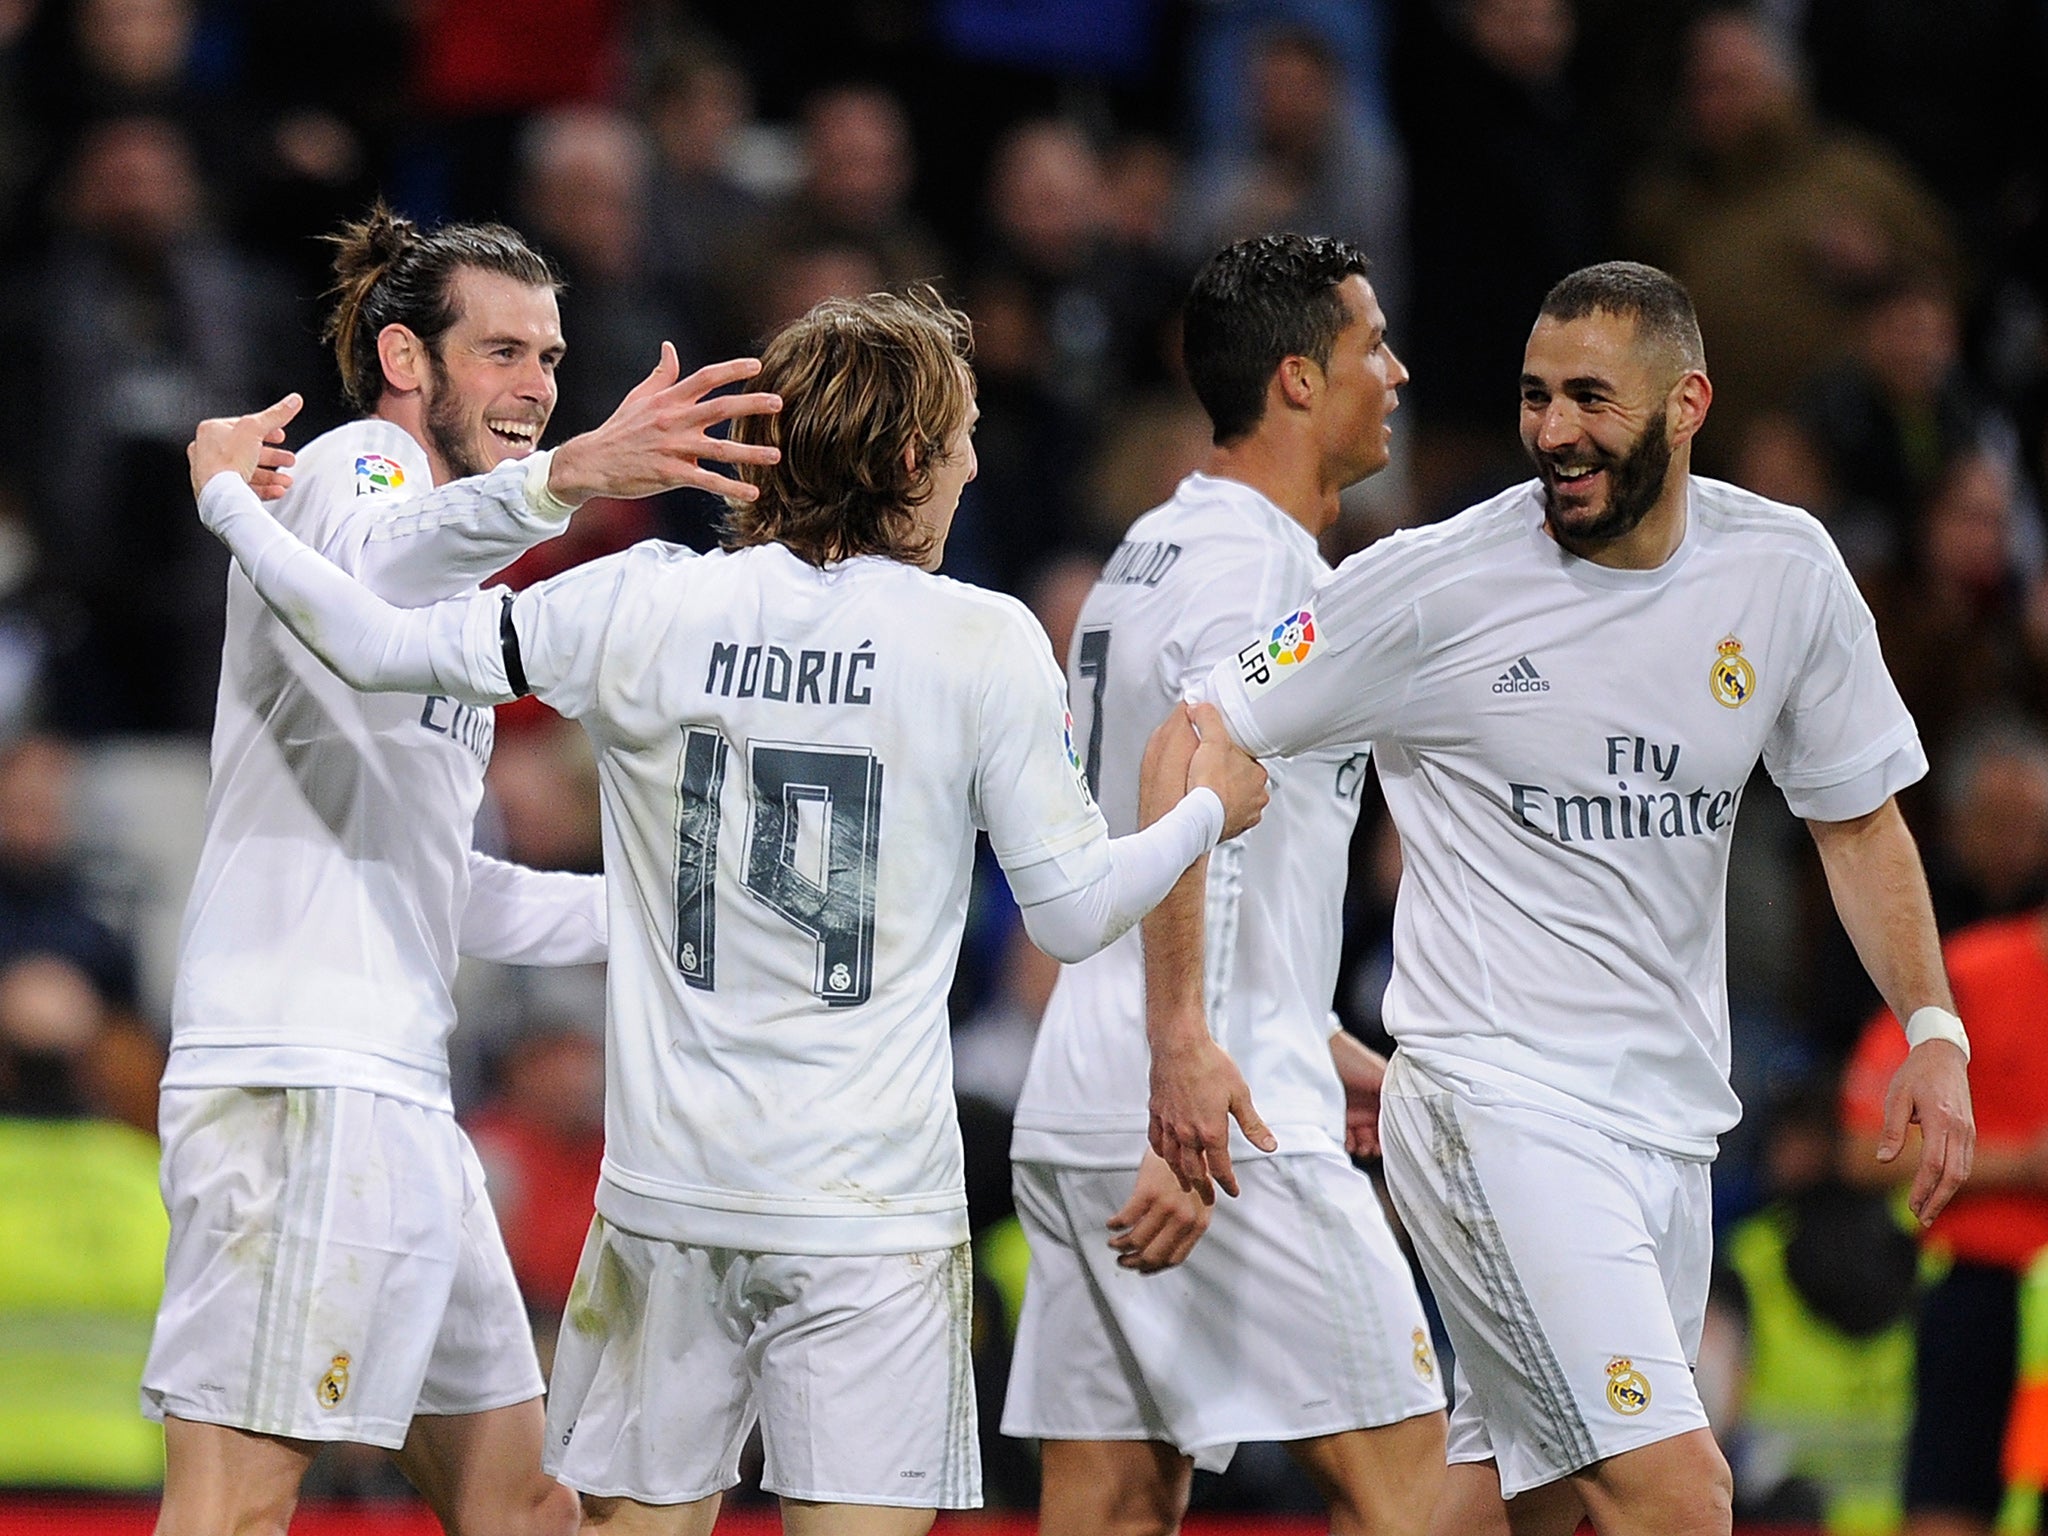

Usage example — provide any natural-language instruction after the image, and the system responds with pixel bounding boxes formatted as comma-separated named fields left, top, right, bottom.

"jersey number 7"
left=672, top=726, right=883, bottom=1007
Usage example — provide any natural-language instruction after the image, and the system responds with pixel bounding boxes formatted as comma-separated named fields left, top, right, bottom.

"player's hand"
left=1149, top=1030, right=1275, bottom=1203
left=1330, top=1030, right=1388, bottom=1158
left=1186, top=703, right=1268, bottom=839
left=547, top=345, right=783, bottom=504
left=189, top=393, right=302, bottom=504
left=1876, top=1038, right=1974, bottom=1224
left=1108, top=1150, right=1213, bottom=1272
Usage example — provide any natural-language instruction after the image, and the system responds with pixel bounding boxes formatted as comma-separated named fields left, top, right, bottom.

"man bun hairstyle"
left=723, top=286, right=975, bottom=567
left=1183, top=232, right=1374, bottom=445
left=322, top=202, right=560, bottom=411
left=1539, top=261, right=1707, bottom=377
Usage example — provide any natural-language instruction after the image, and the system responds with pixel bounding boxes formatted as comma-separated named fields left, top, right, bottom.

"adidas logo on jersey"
left=1493, top=656, right=1550, bottom=694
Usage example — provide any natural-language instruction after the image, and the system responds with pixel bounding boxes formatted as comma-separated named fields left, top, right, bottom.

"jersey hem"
left=1388, top=1048, right=1722, bottom=1162
left=596, top=1178, right=970, bottom=1257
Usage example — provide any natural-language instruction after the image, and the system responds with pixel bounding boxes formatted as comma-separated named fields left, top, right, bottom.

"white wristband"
left=1904, top=1006, right=1970, bottom=1062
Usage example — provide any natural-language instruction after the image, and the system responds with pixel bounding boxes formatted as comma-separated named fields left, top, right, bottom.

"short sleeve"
left=1763, top=554, right=1926, bottom=821
left=507, top=551, right=638, bottom=722
left=1171, top=539, right=1314, bottom=697
left=971, top=601, right=1110, bottom=900
left=1201, top=543, right=1421, bottom=760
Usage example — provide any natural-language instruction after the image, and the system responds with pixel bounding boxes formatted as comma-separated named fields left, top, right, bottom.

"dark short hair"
left=722, top=287, right=975, bottom=567
left=1182, top=233, right=1373, bottom=445
left=1538, top=261, right=1707, bottom=376
left=322, top=202, right=560, bottom=412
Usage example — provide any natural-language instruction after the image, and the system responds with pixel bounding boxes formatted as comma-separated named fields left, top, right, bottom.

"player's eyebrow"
left=1520, top=372, right=1616, bottom=395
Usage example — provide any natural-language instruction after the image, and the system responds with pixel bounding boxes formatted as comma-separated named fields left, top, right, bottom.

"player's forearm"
left=461, top=852, right=607, bottom=966
left=350, top=452, right=577, bottom=602
left=1809, top=797, right=1954, bottom=1023
left=201, top=471, right=517, bottom=705
left=1015, top=788, right=1223, bottom=963
left=1142, top=857, right=1211, bottom=1052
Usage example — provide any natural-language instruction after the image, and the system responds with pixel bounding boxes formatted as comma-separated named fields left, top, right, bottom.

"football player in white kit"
left=1148, top=262, right=1978, bottom=1536
left=143, top=205, right=783, bottom=1536
left=182, top=288, right=1272, bottom=1536
left=1003, top=234, right=1447, bottom=1536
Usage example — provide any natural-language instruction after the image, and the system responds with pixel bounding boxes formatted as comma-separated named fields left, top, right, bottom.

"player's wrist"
left=528, top=448, right=582, bottom=520
left=1904, top=1005, right=1970, bottom=1063
left=199, top=469, right=254, bottom=532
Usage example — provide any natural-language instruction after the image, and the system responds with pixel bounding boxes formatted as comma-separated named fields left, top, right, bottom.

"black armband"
left=499, top=592, right=531, bottom=699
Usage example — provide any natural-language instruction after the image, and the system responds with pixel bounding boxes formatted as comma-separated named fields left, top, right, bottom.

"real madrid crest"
left=317, top=1353, right=351, bottom=1409
left=1709, top=635, right=1755, bottom=709
left=1604, top=1356, right=1650, bottom=1416
left=1411, top=1327, right=1437, bottom=1382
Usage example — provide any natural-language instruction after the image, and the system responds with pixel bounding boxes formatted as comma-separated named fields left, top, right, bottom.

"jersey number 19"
left=672, top=726, right=883, bottom=1007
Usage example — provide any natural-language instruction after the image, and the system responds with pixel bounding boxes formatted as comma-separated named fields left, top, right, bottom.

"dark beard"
left=424, top=350, right=489, bottom=479
left=1538, top=411, right=1673, bottom=548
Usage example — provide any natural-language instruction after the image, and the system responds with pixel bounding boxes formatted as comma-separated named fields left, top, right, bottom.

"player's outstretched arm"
left=545, top=345, right=782, bottom=505
left=461, top=851, right=607, bottom=968
left=1140, top=703, right=1274, bottom=1204
left=1809, top=797, right=1975, bottom=1223
left=192, top=396, right=519, bottom=705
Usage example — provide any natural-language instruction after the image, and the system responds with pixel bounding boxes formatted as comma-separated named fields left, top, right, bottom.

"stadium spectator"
left=1797, top=270, right=2039, bottom=573
left=1846, top=911, right=2048, bottom=1536
left=1178, top=27, right=1409, bottom=345
left=0, top=734, right=139, bottom=1008
left=3, top=115, right=303, bottom=734
left=1395, top=0, right=1601, bottom=519
left=1623, top=8, right=1959, bottom=476
left=466, top=1022, right=604, bottom=1325
left=1712, top=1085, right=1918, bottom=1531
left=0, top=952, right=168, bottom=1491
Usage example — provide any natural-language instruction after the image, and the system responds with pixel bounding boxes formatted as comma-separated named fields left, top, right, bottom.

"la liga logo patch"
left=1267, top=608, right=1317, bottom=666
left=355, top=454, right=406, bottom=495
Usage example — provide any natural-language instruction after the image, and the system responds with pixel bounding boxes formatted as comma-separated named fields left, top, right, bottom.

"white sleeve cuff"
left=523, top=449, right=578, bottom=523
left=1016, top=787, right=1222, bottom=963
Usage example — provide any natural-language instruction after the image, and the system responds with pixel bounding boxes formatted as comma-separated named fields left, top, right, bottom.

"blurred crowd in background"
left=3, top=0, right=2048, bottom=1527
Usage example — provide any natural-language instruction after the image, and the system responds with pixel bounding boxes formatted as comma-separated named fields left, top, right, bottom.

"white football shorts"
left=1002, top=1152, right=1445, bottom=1472
left=1378, top=1053, right=1713, bottom=1497
left=543, top=1218, right=980, bottom=1509
left=140, top=1085, right=542, bottom=1447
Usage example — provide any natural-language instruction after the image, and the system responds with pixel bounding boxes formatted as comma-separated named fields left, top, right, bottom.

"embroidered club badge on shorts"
left=1709, top=635, right=1755, bottom=709
left=1411, top=1327, right=1437, bottom=1382
left=1604, top=1356, right=1650, bottom=1416
left=355, top=454, right=406, bottom=496
left=317, top=1353, right=352, bottom=1408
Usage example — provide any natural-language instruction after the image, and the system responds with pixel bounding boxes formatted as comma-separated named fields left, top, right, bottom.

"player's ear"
left=1275, top=355, right=1317, bottom=411
left=1667, top=369, right=1713, bottom=447
left=377, top=324, right=428, bottom=396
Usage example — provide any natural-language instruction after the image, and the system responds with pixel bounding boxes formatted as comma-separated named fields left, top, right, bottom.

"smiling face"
left=409, top=266, right=565, bottom=481
left=1519, top=309, right=1702, bottom=552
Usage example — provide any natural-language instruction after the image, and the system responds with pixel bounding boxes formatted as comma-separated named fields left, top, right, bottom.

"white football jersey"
left=168, top=420, right=584, bottom=1110
left=502, top=540, right=1108, bottom=1254
left=1208, top=477, right=1925, bottom=1159
left=1013, top=475, right=1360, bottom=1167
